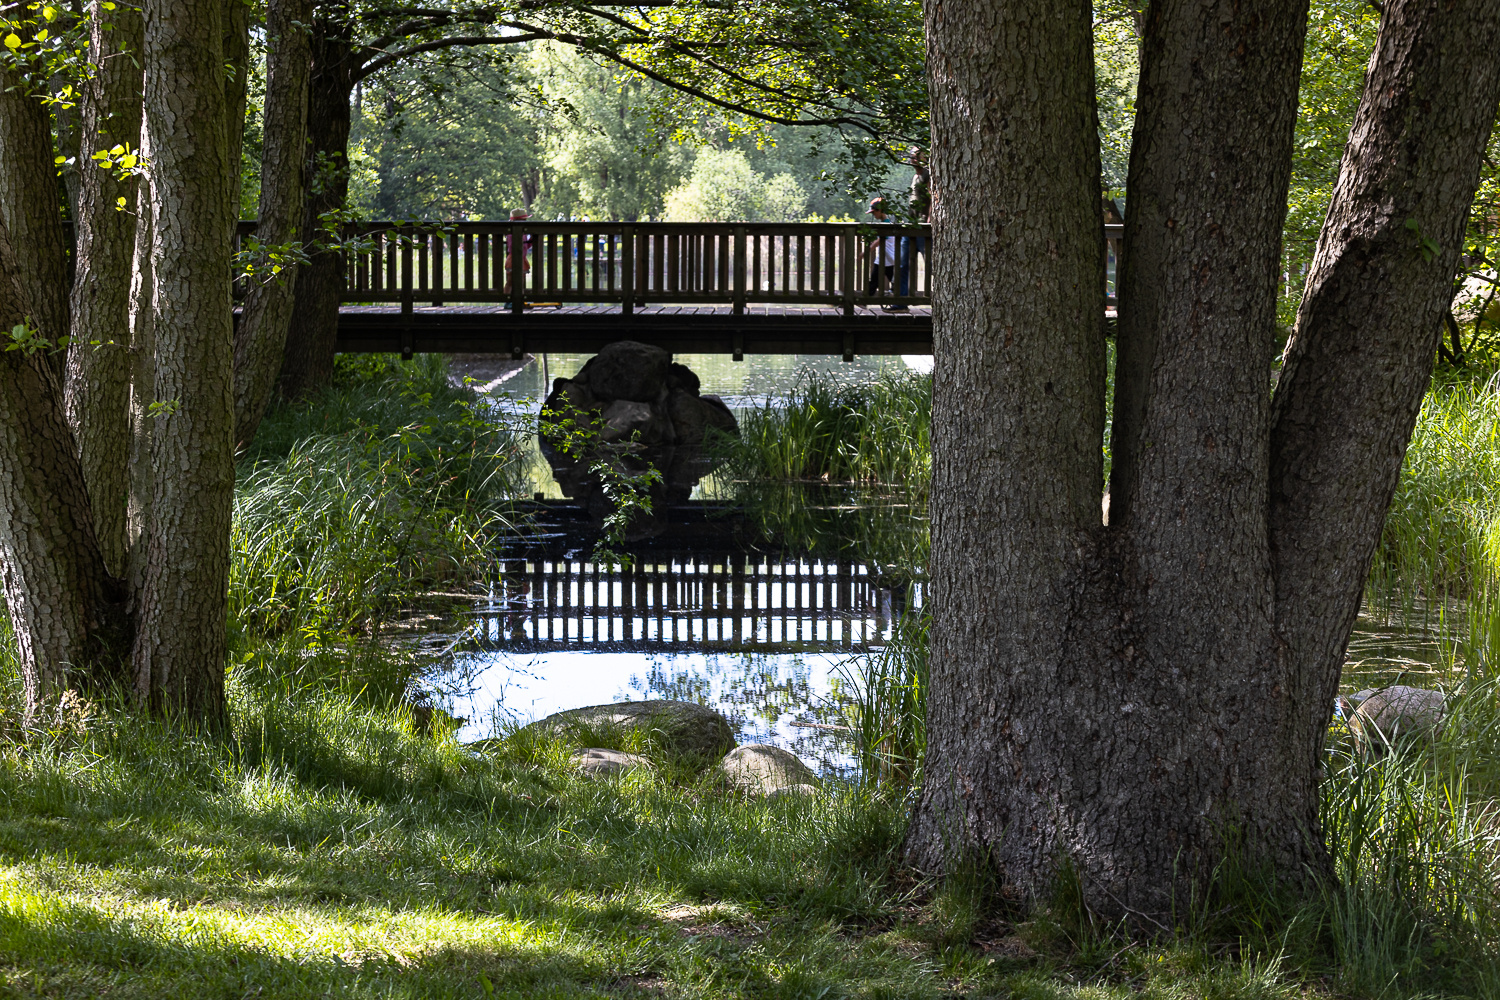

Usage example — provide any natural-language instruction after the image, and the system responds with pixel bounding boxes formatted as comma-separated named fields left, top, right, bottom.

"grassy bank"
left=1, top=358, right=1499, bottom=997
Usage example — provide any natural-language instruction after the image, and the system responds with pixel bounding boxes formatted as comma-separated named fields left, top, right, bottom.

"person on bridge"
left=864, top=197, right=898, bottom=304
left=896, top=147, right=930, bottom=308
left=503, top=207, right=534, bottom=296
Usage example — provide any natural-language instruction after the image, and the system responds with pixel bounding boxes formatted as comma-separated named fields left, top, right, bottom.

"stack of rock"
left=539, top=340, right=738, bottom=537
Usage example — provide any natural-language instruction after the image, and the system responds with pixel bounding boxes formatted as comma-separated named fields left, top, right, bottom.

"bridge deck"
left=336, top=301, right=934, bottom=357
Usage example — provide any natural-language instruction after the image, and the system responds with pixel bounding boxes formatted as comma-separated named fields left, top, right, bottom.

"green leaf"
left=3, top=33, right=22, bottom=49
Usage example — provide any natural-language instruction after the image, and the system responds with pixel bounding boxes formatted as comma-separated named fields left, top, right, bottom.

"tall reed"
left=724, top=369, right=932, bottom=488
left=231, top=354, right=527, bottom=638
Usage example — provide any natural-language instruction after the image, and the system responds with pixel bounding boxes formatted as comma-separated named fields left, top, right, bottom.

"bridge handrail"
left=233, top=219, right=1125, bottom=313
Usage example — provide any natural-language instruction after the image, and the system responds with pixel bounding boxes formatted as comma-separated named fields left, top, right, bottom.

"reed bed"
left=231, top=354, right=527, bottom=637
left=724, top=369, right=932, bottom=488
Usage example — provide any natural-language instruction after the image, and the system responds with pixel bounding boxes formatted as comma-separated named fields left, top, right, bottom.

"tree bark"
left=1268, top=0, right=1500, bottom=810
left=0, top=67, right=70, bottom=355
left=132, top=0, right=235, bottom=721
left=910, top=0, right=1320, bottom=915
left=0, top=220, right=129, bottom=719
left=65, top=0, right=144, bottom=578
left=913, top=0, right=1500, bottom=921
left=221, top=0, right=250, bottom=218
left=277, top=19, right=354, bottom=400
left=234, top=0, right=311, bottom=445
left=906, top=0, right=1110, bottom=890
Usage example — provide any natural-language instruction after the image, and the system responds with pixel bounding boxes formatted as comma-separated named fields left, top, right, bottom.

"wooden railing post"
left=509, top=220, right=525, bottom=315
left=621, top=224, right=634, bottom=316
left=400, top=227, right=414, bottom=359
left=732, top=225, right=746, bottom=316
left=841, top=225, right=855, bottom=317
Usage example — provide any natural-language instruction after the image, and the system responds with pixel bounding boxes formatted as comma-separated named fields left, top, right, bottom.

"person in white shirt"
left=864, top=197, right=898, bottom=300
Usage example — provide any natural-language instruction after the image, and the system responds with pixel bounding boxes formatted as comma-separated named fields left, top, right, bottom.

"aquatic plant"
left=231, top=354, right=527, bottom=638
left=723, top=369, right=932, bottom=488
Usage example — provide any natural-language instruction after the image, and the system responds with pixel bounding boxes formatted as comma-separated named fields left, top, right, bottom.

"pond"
left=423, top=350, right=1463, bottom=777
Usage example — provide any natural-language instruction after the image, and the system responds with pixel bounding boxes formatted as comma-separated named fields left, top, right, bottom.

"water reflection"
left=432, top=546, right=923, bottom=775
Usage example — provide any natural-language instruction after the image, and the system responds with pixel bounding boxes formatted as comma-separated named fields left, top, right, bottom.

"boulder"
left=537, top=344, right=740, bottom=538
left=1348, top=685, right=1446, bottom=743
left=529, top=700, right=736, bottom=761
left=573, top=340, right=672, bottom=402
left=572, top=748, right=650, bottom=776
left=600, top=398, right=675, bottom=445
left=716, top=744, right=817, bottom=795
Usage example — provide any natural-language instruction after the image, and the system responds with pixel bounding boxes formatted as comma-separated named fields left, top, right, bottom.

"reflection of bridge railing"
left=474, top=553, right=921, bottom=653
left=336, top=221, right=933, bottom=314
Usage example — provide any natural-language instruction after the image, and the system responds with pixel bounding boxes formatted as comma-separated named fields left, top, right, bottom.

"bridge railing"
left=335, top=220, right=932, bottom=314
left=235, top=219, right=1124, bottom=313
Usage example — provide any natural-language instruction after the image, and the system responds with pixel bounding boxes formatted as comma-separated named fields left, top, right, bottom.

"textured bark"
left=914, top=0, right=1500, bottom=920
left=234, top=0, right=311, bottom=445
left=0, top=220, right=129, bottom=718
left=65, top=0, right=144, bottom=577
left=221, top=0, right=250, bottom=216
left=132, top=0, right=235, bottom=721
left=1268, top=0, right=1500, bottom=801
left=278, top=20, right=354, bottom=400
left=907, top=0, right=1109, bottom=890
left=910, top=0, right=1318, bottom=915
left=0, top=68, right=70, bottom=350
left=126, top=115, right=155, bottom=595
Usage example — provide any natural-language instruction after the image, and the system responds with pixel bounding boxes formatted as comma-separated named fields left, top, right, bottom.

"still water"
left=426, top=351, right=1457, bottom=775
left=428, top=352, right=930, bottom=774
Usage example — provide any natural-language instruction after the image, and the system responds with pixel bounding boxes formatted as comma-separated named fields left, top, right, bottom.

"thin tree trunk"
left=235, top=0, right=311, bottom=445
left=1268, top=0, right=1500, bottom=805
left=132, top=0, right=235, bottom=721
left=0, top=67, right=70, bottom=355
left=126, top=123, right=154, bottom=598
left=221, top=0, right=250, bottom=217
left=278, top=20, right=353, bottom=400
left=0, top=220, right=129, bottom=719
left=65, top=0, right=144, bottom=577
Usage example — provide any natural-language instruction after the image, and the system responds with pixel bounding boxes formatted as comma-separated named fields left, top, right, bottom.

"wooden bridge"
left=240, top=219, right=1122, bottom=359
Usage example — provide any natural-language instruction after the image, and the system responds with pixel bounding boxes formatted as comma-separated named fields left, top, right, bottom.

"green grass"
left=3, top=357, right=1500, bottom=996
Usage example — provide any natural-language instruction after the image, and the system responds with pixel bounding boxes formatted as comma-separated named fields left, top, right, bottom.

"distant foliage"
left=663, top=149, right=811, bottom=223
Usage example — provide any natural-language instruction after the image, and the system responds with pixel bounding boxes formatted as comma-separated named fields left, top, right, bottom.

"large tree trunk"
left=65, top=0, right=144, bottom=577
left=131, top=0, right=235, bottom=721
left=0, top=220, right=129, bottom=719
left=906, top=0, right=1110, bottom=890
left=0, top=67, right=70, bottom=356
left=277, top=20, right=354, bottom=400
left=912, top=0, right=1500, bottom=921
left=911, top=0, right=1317, bottom=915
left=234, top=0, right=312, bottom=445
left=1268, top=0, right=1500, bottom=806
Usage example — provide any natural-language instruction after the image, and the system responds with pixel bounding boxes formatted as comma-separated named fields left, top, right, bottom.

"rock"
left=667, top=362, right=701, bottom=395
left=530, top=700, right=736, bottom=761
left=667, top=390, right=739, bottom=448
left=716, top=744, right=817, bottom=795
left=572, top=748, right=650, bottom=776
left=1349, top=685, right=1446, bottom=743
left=573, top=340, right=672, bottom=402
left=600, top=398, right=674, bottom=445
left=537, top=346, right=740, bottom=538
left=766, top=783, right=819, bottom=801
